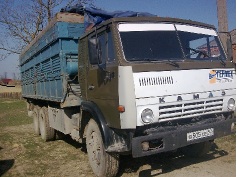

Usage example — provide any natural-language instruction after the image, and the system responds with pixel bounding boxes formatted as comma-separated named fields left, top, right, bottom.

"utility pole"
left=13, top=73, right=16, bottom=80
left=216, top=0, right=228, bottom=53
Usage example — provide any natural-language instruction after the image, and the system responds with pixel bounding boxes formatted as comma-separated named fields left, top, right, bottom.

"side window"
left=98, top=33, right=106, bottom=64
left=88, top=29, right=116, bottom=65
left=107, top=31, right=116, bottom=63
left=188, top=37, right=207, bottom=58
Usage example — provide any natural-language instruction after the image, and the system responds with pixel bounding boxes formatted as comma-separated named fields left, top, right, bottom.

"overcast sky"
left=0, top=0, right=236, bottom=79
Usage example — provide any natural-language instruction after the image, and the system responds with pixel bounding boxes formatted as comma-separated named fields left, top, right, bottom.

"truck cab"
left=79, top=16, right=235, bottom=162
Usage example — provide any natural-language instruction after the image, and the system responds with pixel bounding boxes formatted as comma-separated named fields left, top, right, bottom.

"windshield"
left=118, top=23, right=226, bottom=62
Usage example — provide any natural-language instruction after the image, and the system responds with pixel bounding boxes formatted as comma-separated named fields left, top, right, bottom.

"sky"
left=0, top=0, right=236, bottom=79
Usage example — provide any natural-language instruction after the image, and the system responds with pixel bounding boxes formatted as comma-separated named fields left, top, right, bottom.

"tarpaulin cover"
left=61, top=4, right=156, bottom=31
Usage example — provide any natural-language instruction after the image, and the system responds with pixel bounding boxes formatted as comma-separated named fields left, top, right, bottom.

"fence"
left=0, top=92, right=22, bottom=99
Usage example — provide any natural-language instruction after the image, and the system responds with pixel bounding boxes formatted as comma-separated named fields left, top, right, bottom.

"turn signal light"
left=118, top=105, right=125, bottom=113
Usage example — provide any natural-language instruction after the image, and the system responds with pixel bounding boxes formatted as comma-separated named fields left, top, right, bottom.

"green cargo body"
left=20, top=13, right=84, bottom=107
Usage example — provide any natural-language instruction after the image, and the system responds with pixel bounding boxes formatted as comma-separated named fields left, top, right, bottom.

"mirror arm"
left=219, top=31, right=233, bottom=61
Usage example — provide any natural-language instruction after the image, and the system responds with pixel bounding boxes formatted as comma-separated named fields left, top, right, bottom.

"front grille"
left=159, top=99, right=223, bottom=122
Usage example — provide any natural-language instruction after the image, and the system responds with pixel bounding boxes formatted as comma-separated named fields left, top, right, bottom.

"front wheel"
left=86, top=119, right=119, bottom=177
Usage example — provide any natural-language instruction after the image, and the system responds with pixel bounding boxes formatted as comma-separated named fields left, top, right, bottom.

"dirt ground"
left=0, top=99, right=236, bottom=177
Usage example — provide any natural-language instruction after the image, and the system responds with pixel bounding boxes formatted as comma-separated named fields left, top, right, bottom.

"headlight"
left=141, top=108, right=154, bottom=124
left=227, top=98, right=235, bottom=110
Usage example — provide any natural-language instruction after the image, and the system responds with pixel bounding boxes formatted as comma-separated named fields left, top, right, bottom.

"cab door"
left=86, top=27, right=120, bottom=128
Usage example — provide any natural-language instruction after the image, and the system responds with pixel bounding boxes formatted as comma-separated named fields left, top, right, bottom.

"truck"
left=20, top=5, right=236, bottom=177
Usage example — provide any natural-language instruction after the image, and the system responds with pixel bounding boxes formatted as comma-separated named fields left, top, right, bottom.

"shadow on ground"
left=117, top=143, right=228, bottom=177
left=60, top=134, right=87, bottom=153
left=0, top=146, right=15, bottom=176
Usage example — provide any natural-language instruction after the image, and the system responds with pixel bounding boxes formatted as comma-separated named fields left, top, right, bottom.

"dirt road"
left=0, top=99, right=236, bottom=177
left=1, top=124, right=235, bottom=177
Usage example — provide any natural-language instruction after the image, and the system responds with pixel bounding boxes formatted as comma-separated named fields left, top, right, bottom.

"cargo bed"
left=20, top=13, right=84, bottom=107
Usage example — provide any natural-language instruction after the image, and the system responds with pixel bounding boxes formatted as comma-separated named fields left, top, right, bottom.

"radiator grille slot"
left=159, top=99, right=223, bottom=121
left=139, top=76, right=173, bottom=86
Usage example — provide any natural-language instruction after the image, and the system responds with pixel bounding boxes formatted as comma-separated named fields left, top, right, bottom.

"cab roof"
left=81, top=16, right=216, bottom=38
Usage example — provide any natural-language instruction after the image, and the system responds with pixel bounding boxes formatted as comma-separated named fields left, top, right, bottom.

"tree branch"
left=0, top=0, right=94, bottom=60
left=0, top=47, right=21, bottom=55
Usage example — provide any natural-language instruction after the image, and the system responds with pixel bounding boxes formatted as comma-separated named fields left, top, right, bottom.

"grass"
left=0, top=98, right=93, bottom=177
left=0, top=98, right=48, bottom=177
left=0, top=99, right=31, bottom=127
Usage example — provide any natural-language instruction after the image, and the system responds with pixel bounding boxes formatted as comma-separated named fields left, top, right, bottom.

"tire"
left=86, top=119, right=119, bottom=177
left=33, top=106, right=40, bottom=135
left=181, top=141, right=213, bottom=157
left=39, top=107, right=55, bottom=142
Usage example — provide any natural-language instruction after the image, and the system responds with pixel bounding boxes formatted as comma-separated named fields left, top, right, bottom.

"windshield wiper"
left=165, top=60, right=179, bottom=68
left=143, top=58, right=180, bottom=67
left=128, top=58, right=179, bottom=67
left=217, top=56, right=226, bottom=66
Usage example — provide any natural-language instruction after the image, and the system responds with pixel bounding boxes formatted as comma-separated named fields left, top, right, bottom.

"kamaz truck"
left=20, top=5, right=236, bottom=177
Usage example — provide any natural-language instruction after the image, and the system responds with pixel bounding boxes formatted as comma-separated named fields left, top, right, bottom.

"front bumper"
left=132, top=116, right=235, bottom=158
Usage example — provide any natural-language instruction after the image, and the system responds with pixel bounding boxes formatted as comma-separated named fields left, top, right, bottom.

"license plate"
left=187, top=128, right=214, bottom=141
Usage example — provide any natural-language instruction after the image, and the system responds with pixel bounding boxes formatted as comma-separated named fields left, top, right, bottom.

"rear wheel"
left=86, top=119, right=119, bottom=177
left=33, top=106, right=40, bottom=135
left=39, top=107, right=55, bottom=141
left=181, top=141, right=213, bottom=157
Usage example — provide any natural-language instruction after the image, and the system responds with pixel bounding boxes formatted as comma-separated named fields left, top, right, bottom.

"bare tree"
left=0, top=0, right=94, bottom=60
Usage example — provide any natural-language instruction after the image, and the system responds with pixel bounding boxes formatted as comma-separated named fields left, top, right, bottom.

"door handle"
left=88, top=85, right=95, bottom=90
